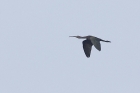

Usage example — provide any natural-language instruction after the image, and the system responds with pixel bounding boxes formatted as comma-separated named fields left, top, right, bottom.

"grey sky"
left=0, top=0, right=140, bottom=93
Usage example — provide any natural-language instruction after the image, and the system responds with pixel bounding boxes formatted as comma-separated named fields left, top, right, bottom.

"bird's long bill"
left=69, top=36, right=78, bottom=37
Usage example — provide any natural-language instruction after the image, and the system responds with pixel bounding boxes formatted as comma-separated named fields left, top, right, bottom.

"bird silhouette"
left=70, top=35, right=111, bottom=57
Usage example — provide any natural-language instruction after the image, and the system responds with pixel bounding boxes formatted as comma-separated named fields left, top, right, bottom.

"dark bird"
left=69, top=35, right=111, bottom=58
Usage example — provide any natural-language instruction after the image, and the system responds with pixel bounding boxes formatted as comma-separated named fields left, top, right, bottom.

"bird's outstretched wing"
left=82, top=40, right=93, bottom=58
left=90, top=37, right=101, bottom=51
left=93, top=40, right=101, bottom=51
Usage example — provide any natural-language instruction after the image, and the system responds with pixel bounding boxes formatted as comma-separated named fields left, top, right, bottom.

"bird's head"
left=69, top=36, right=81, bottom=38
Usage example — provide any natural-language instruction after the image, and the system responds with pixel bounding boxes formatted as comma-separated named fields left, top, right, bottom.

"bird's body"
left=69, top=35, right=111, bottom=58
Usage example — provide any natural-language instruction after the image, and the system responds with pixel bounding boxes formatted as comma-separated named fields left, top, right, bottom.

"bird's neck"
left=78, top=36, right=87, bottom=39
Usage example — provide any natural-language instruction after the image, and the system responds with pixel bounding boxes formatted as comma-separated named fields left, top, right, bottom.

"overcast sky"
left=0, top=0, right=140, bottom=93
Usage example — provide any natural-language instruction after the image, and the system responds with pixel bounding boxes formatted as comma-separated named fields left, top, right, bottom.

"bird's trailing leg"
left=99, top=38, right=111, bottom=42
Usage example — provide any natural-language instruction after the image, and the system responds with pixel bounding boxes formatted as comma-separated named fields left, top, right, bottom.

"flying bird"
left=69, top=35, right=111, bottom=58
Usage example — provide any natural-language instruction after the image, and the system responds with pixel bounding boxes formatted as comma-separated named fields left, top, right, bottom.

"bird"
left=69, top=35, right=111, bottom=58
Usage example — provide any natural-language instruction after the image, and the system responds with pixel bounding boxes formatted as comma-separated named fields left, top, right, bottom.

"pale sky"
left=0, top=0, right=140, bottom=93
